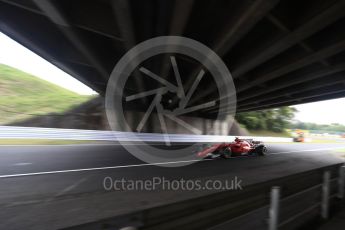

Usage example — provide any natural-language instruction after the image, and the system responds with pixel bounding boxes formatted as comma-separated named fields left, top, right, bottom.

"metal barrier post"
left=322, top=171, right=330, bottom=219
left=269, top=186, right=280, bottom=230
left=338, top=165, right=345, bottom=199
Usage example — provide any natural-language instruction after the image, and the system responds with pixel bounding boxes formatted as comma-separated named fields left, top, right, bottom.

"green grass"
left=248, top=130, right=292, bottom=137
left=332, top=148, right=345, bottom=158
left=0, top=64, right=94, bottom=124
left=335, top=148, right=345, bottom=153
left=0, top=139, right=109, bottom=145
left=308, top=138, right=341, bottom=144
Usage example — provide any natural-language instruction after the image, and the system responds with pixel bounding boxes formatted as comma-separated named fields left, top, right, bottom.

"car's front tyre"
left=255, top=145, right=267, bottom=156
left=220, top=148, right=232, bottom=159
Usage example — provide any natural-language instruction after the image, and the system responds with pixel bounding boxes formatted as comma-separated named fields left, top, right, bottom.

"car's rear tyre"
left=220, top=148, right=232, bottom=159
left=256, top=145, right=267, bottom=156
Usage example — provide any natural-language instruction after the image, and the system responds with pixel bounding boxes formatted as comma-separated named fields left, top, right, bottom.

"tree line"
left=236, top=106, right=345, bottom=133
left=290, top=122, right=345, bottom=133
left=235, top=107, right=297, bottom=132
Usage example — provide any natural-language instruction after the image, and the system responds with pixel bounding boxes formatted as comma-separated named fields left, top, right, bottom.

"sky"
left=1, top=32, right=345, bottom=124
left=293, top=98, right=345, bottom=125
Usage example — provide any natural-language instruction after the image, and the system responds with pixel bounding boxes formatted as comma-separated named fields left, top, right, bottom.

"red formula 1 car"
left=197, top=137, right=267, bottom=159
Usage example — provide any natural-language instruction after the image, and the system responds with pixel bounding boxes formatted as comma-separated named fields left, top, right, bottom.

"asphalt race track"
left=0, top=143, right=344, bottom=229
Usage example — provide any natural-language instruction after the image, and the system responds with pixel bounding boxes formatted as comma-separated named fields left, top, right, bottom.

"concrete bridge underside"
left=1, top=0, right=345, bottom=117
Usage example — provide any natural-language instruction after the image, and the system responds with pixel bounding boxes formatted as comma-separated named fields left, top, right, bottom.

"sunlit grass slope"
left=0, top=64, right=93, bottom=125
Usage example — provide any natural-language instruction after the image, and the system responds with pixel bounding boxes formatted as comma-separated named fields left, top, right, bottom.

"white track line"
left=0, top=159, right=209, bottom=179
left=0, top=147, right=344, bottom=179
left=13, top=162, right=32, bottom=166
left=268, top=146, right=345, bottom=155
left=54, top=178, right=88, bottom=197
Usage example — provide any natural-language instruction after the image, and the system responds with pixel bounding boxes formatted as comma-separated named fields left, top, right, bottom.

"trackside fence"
left=267, top=167, right=344, bottom=230
left=0, top=126, right=293, bottom=143
left=65, top=164, right=345, bottom=230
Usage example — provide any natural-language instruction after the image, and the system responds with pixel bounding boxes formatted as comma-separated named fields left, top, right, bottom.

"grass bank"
left=0, top=64, right=94, bottom=125
left=0, top=139, right=110, bottom=145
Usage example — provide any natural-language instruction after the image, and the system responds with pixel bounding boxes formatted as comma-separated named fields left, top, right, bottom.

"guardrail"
left=0, top=126, right=292, bottom=143
left=65, top=163, right=344, bottom=230
left=206, top=165, right=345, bottom=230
left=267, top=168, right=342, bottom=230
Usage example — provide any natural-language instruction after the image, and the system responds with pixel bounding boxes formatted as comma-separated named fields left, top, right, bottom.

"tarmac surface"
left=0, top=143, right=344, bottom=229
